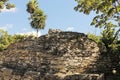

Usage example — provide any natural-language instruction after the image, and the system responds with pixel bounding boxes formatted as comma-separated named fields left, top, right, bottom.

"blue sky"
left=0, top=0, right=101, bottom=36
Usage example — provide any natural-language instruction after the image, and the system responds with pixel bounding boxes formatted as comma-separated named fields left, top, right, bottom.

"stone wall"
left=0, top=29, right=101, bottom=80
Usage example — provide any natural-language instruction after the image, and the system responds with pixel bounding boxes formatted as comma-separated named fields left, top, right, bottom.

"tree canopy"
left=74, top=0, right=120, bottom=21
left=26, top=0, right=46, bottom=37
left=75, top=0, right=120, bottom=39
left=0, top=0, right=15, bottom=12
left=75, top=0, right=120, bottom=51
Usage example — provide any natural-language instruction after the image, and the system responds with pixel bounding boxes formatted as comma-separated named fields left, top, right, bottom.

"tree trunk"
left=37, top=29, right=38, bottom=37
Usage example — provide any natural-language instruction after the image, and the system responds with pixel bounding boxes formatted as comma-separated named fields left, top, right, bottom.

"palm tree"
left=30, top=9, right=46, bottom=36
left=27, top=0, right=46, bottom=37
left=26, top=0, right=38, bottom=14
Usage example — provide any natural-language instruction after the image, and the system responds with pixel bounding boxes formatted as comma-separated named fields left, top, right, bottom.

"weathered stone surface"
left=64, top=74, right=104, bottom=80
left=0, top=29, right=101, bottom=80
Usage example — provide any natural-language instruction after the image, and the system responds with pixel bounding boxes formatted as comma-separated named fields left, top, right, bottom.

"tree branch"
left=112, top=28, right=120, bottom=43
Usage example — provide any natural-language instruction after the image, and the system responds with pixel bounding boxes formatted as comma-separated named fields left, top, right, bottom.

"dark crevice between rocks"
left=1, top=62, right=27, bottom=76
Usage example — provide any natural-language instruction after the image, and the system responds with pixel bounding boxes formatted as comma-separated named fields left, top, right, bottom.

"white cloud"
left=1, top=7, right=17, bottom=13
left=66, top=27, right=74, bottom=31
left=16, top=31, right=41, bottom=37
left=0, top=24, right=13, bottom=30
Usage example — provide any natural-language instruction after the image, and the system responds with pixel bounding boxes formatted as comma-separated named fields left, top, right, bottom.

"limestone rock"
left=0, top=29, right=101, bottom=80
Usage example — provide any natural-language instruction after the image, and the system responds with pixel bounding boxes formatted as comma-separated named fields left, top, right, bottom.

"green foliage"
left=75, top=0, right=120, bottom=39
left=0, top=29, right=11, bottom=51
left=26, top=0, right=38, bottom=14
left=87, top=33, right=101, bottom=43
left=13, top=34, right=27, bottom=42
left=75, top=0, right=120, bottom=53
left=75, top=0, right=117, bottom=17
left=0, top=29, right=28, bottom=51
left=26, top=0, right=46, bottom=36
left=6, top=3, right=15, bottom=9
left=0, top=0, right=15, bottom=12
left=101, top=23, right=119, bottom=51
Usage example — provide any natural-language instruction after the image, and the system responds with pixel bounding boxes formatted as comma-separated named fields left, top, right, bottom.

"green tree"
left=26, top=0, right=46, bottom=37
left=0, top=0, right=15, bottom=12
left=0, top=29, right=10, bottom=51
left=74, top=0, right=120, bottom=40
left=74, top=1, right=120, bottom=76
left=101, top=22, right=119, bottom=51
left=74, top=0, right=120, bottom=52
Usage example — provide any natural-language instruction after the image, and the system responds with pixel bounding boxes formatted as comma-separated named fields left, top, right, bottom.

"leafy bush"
left=0, top=29, right=29, bottom=51
left=0, top=29, right=10, bottom=51
left=87, top=33, right=101, bottom=43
